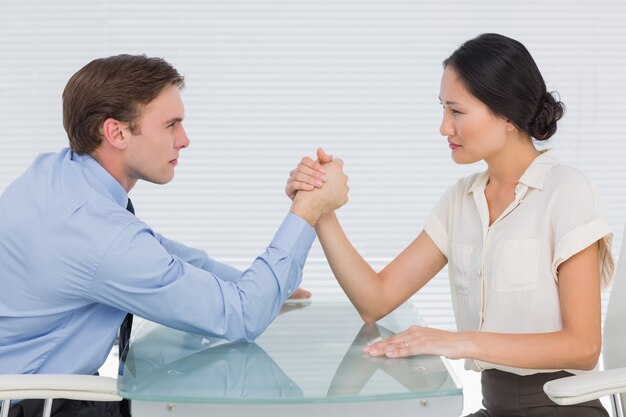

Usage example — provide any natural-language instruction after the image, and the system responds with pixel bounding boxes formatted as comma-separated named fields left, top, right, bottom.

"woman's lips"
left=448, top=140, right=461, bottom=150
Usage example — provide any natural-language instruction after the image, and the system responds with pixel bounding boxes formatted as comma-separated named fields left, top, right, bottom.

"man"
left=0, top=55, right=349, bottom=417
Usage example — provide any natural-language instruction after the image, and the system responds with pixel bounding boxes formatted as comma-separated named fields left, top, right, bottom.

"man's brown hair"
left=62, top=54, right=185, bottom=154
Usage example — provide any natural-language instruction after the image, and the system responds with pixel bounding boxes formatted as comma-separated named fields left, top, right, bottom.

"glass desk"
left=118, top=301, right=463, bottom=416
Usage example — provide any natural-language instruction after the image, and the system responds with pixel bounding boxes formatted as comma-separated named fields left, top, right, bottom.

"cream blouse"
left=423, top=150, right=614, bottom=375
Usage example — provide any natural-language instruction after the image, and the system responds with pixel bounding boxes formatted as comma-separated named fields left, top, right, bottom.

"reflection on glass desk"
left=118, top=301, right=463, bottom=417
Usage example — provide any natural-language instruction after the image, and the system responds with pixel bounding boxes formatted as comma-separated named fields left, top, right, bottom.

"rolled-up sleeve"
left=551, top=173, right=614, bottom=286
left=423, top=185, right=456, bottom=259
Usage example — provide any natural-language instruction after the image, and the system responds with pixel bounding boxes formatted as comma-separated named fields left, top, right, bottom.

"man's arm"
left=155, top=234, right=243, bottom=282
left=155, top=234, right=311, bottom=298
left=90, top=160, right=348, bottom=341
left=91, top=213, right=314, bottom=342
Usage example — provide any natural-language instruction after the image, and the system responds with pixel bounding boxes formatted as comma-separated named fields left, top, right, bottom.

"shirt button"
left=287, top=288, right=292, bottom=294
left=477, top=270, right=482, bottom=277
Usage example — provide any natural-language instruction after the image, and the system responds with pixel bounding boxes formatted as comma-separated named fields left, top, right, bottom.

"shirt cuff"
left=552, top=217, right=614, bottom=285
left=423, top=211, right=449, bottom=259
left=270, top=212, right=316, bottom=266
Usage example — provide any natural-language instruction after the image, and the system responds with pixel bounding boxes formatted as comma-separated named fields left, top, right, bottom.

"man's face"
left=123, top=85, right=189, bottom=185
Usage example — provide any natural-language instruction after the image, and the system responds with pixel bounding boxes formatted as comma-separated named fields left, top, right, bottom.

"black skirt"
left=465, top=369, right=609, bottom=417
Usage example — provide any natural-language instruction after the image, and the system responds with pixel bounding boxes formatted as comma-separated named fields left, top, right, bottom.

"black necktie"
left=118, top=198, right=135, bottom=360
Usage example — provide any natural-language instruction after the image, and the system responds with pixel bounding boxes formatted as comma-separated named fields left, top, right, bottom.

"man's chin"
left=144, top=173, right=175, bottom=185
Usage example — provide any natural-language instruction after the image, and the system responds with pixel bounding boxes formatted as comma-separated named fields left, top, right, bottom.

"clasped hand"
left=287, top=148, right=349, bottom=226
left=285, top=148, right=335, bottom=200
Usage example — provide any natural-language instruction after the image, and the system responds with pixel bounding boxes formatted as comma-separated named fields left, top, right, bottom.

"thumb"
left=317, top=147, right=333, bottom=164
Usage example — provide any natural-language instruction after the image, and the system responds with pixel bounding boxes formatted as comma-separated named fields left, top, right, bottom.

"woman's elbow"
left=575, top=340, right=602, bottom=371
left=360, top=313, right=378, bottom=324
left=359, top=307, right=390, bottom=324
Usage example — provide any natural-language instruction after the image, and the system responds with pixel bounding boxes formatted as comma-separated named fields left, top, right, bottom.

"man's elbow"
left=223, top=328, right=261, bottom=344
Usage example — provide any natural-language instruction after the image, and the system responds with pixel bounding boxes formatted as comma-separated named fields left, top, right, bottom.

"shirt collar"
left=467, top=149, right=559, bottom=195
left=69, top=149, right=129, bottom=209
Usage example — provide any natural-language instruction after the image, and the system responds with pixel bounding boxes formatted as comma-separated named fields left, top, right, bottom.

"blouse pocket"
left=492, top=239, right=540, bottom=292
left=450, top=243, right=474, bottom=295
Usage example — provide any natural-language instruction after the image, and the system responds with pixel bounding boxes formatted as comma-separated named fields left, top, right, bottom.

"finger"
left=368, top=337, right=405, bottom=351
left=317, top=147, right=333, bottom=164
left=292, top=172, right=324, bottom=187
left=363, top=338, right=398, bottom=356
left=288, top=180, right=315, bottom=191
left=330, top=158, right=344, bottom=169
left=362, top=344, right=388, bottom=356
left=300, top=156, right=325, bottom=173
left=369, top=340, right=412, bottom=358
left=294, top=164, right=327, bottom=182
left=288, top=288, right=312, bottom=299
left=363, top=330, right=414, bottom=356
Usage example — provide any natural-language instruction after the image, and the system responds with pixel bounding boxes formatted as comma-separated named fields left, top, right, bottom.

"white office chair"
left=0, top=374, right=121, bottom=417
left=544, top=226, right=626, bottom=417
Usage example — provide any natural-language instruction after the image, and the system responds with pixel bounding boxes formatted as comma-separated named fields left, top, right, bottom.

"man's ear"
left=101, top=118, right=128, bottom=150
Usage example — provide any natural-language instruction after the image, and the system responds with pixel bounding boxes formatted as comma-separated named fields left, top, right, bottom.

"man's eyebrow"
left=165, top=117, right=184, bottom=125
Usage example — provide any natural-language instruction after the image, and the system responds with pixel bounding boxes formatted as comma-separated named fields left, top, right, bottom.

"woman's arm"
left=365, top=242, right=602, bottom=371
left=285, top=149, right=447, bottom=322
left=316, top=213, right=447, bottom=323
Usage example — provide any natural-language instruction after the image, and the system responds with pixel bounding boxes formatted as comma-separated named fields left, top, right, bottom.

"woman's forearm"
left=368, top=326, right=600, bottom=371
left=315, top=212, right=389, bottom=322
left=462, top=330, right=601, bottom=371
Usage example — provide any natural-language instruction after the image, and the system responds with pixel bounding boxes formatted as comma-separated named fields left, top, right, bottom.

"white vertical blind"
left=1, top=0, right=625, bottom=329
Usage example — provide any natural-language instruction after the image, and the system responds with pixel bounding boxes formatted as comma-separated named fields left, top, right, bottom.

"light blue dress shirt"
left=0, top=148, right=315, bottom=375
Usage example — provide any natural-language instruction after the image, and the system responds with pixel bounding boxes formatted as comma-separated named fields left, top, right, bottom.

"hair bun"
left=528, top=92, right=565, bottom=141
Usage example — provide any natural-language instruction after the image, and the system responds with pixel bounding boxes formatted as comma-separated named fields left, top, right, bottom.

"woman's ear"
left=101, top=118, right=128, bottom=150
left=505, top=119, right=518, bottom=132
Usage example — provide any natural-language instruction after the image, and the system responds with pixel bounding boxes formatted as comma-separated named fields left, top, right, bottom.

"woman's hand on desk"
left=362, top=325, right=467, bottom=360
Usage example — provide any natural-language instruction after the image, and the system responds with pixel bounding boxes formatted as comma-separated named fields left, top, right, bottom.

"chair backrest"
left=602, top=225, right=626, bottom=412
left=0, top=375, right=121, bottom=417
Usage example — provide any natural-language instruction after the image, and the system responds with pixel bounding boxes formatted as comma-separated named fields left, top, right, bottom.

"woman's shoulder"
left=541, top=163, right=606, bottom=216
left=544, top=163, right=597, bottom=194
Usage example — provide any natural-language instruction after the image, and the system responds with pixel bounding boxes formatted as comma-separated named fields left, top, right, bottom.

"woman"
left=286, top=33, right=613, bottom=416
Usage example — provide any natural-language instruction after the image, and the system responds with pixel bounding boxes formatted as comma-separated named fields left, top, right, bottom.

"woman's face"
left=439, top=66, right=513, bottom=165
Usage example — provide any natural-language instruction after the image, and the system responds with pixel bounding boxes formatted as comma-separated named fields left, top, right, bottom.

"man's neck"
left=90, top=148, right=136, bottom=193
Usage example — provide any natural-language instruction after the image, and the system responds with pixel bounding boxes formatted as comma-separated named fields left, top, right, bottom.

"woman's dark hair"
left=63, top=54, right=185, bottom=154
left=443, top=33, right=564, bottom=141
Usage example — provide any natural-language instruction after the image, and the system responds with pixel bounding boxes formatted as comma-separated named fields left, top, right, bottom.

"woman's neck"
left=485, top=134, right=541, bottom=189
